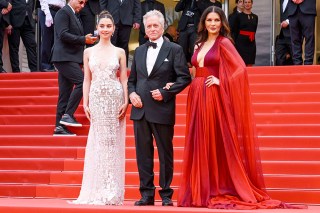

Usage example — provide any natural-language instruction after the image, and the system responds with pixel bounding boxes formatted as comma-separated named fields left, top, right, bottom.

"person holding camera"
left=175, top=0, right=201, bottom=65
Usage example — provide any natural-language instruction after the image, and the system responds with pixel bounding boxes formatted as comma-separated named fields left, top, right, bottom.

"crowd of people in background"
left=0, top=0, right=317, bottom=74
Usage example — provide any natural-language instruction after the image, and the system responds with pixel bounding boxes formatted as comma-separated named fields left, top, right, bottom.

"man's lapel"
left=140, top=45, right=149, bottom=77
left=149, top=40, right=170, bottom=77
left=65, top=5, right=84, bottom=35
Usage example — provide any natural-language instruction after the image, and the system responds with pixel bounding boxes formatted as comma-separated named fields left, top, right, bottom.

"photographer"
left=175, top=0, right=201, bottom=65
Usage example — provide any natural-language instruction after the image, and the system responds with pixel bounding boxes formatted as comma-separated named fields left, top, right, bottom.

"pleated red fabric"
left=177, top=36, right=306, bottom=210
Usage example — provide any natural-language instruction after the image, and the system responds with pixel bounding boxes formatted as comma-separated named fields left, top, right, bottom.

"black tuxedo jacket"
left=140, top=1, right=165, bottom=35
left=100, top=0, right=141, bottom=26
left=175, top=0, right=201, bottom=31
left=9, top=0, right=35, bottom=28
left=287, top=0, right=316, bottom=16
left=280, top=0, right=290, bottom=38
left=128, top=40, right=191, bottom=125
left=51, top=5, right=85, bottom=63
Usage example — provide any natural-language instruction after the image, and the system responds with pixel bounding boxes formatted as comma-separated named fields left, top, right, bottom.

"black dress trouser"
left=134, top=116, right=174, bottom=199
left=54, top=62, right=84, bottom=127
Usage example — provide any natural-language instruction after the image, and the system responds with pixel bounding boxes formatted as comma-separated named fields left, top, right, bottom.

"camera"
left=185, top=10, right=194, bottom=17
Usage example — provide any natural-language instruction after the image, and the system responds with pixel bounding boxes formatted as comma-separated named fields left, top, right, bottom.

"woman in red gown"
left=177, top=6, right=305, bottom=210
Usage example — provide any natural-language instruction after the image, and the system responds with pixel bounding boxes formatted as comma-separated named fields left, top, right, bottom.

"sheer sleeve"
left=218, top=37, right=266, bottom=191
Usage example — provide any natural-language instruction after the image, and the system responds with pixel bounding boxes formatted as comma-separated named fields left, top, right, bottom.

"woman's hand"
left=118, top=103, right=128, bottom=120
left=83, top=106, right=91, bottom=121
left=163, top=82, right=174, bottom=90
left=205, top=75, right=220, bottom=87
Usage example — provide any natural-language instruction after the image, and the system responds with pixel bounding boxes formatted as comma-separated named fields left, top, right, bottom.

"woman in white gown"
left=72, top=11, right=128, bottom=205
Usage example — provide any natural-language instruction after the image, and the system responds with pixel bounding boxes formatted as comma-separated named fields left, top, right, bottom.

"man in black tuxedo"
left=0, top=0, right=11, bottom=73
left=287, top=0, right=316, bottom=65
left=128, top=10, right=191, bottom=207
left=7, top=0, right=37, bottom=72
left=80, top=0, right=100, bottom=46
left=275, top=0, right=293, bottom=65
left=100, top=0, right=141, bottom=62
left=139, top=0, right=165, bottom=45
left=52, top=0, right=97, bottom=136
left=228, top=0, right=243, bottom=40
left=175, top=0, right=201, bottom=64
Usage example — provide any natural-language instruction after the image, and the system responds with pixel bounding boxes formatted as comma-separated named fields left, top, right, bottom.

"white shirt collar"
left=68, top=4, right=75, bottom=14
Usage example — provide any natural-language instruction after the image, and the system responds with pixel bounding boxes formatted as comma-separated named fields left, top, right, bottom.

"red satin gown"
left=177, top=36, right=305, bottom=209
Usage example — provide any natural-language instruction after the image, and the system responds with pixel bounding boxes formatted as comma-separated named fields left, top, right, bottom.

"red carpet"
left=0, top=65, right=320, bottom=212
left=1, top=198, right=320, bottom=213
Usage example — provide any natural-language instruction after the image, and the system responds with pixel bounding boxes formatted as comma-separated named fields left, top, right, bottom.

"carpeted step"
left=0, top=72, right=57, bottom=80
left=0, top=198, right=319, bottom=213
left=1, top=146, right=319, bottom=161
left=1, top=171, right=319, bottom=190
left=1, top=135, right=319, bottom=149
left=0, top=79, right=58, bottom=88
left=1, top=158, right=319, bottom=175
left=2, top=92, right=320, bottom=106
left=3, top=113, right=320, bottom=125
left=1, top=102, right=320, bottom=116
left=0, top=146, right=184, bottom=160
left=1, top=123, right=320, bottom=136
left=0, top=183, right=319, bottom=204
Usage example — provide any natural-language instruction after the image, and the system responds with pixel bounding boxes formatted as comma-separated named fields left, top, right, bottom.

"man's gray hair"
left=143, top=10, right=165, bottom=29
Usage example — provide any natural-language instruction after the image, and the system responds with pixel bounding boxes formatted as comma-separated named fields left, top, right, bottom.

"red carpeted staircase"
left=0, top=66, right=320, bottom=211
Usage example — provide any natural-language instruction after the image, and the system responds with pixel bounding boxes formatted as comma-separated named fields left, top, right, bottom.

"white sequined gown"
left=72, top=49, right=126, bottom=205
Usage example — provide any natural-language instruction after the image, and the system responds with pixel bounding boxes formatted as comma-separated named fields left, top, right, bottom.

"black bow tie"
left=146, top=41, right=157, bottom=49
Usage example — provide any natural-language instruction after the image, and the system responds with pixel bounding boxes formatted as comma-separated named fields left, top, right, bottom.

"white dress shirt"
left=282, top=0, right=290, bottom=24
left=282, top=0, right=288, bottom=12
left=146, top=37, right=164, bottom=76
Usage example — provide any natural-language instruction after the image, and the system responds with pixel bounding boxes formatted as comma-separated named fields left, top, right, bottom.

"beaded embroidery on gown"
left=72, top=48, right=126, bottom=205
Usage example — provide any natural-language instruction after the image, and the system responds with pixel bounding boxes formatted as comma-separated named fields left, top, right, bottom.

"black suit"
left=8, top=0, right=37, bottom=72
left=80, top=0, right=100, bottom=36
left=128, top=39, right=191, bottom=199
left=275, top=0, right=293, bottom=65
left=175, top=0, right=201, bottom=63
left=0, top=0, right=10, bottom=72
left=100, top=0, right=141, bottom=61
left=287, top=0, right=316, bottom=65
left=139, top=0, right=165, bottom=45
left=228, top=9, right=241, bottom=41
left=52, top=5, right=86, bottom=127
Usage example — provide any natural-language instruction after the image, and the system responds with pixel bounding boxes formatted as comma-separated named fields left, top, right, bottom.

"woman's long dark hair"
left=195, top=6, right=233, bottom=47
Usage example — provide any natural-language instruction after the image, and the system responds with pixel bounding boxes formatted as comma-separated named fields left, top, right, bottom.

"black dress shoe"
left=134, top=197, right=154, bottom=206
left=53, top=126, right=76, bottom=136
left=43, top=68, right=56, bottom=72
left=59, top=114, right=82, bottom=127
left=162, top=197, right=173, bottom=206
